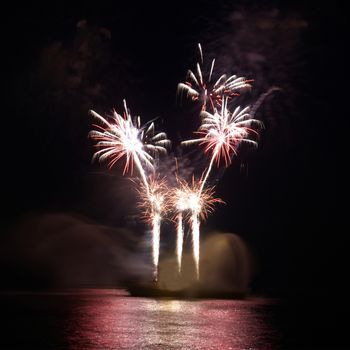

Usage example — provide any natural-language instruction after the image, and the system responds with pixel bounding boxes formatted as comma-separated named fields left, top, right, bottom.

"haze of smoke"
left=0, top=213, right=152, bottom=288
left=157, top=232, right=253, bottom=293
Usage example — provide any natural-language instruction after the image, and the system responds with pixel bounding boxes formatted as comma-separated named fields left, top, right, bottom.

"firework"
left=137, top=177, right=169, bottom=280
left=87, top=43, right=268, bottom=284
left=177, top=43, right=252, bottom=111
left=171, top=178, right=223, bottom=278
left=90, top=100, right=170, bottom=281
left=182, top=98, right=263, bottom=193
left=89, top=99, right=170, bottom=193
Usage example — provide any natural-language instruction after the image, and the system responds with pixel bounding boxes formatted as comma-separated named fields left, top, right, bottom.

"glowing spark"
left=89, top=99, right=170, bottom=192
left=198, top=43, right=203, bottom=64
left=177, top=44, right=252, bottom=111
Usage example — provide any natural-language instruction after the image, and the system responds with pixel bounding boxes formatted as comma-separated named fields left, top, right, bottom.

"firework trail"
left=89, top=100, right=170, bottom=280
left=152, top=212, right=161, bottom=279
left=176, top=212, right=184, bottom=273
left=190, top=212, right=200, bottom=279
left=177, top=43, right=252, bottom=111
left=250, top=86, right=282, bottom=119
left=172, top=181, right=194, bottom=274
left=137, top=177, right=169, bottom=280
left=171, top=178, right=223, bottom=278
left=171, top=183, right=188, bottom=274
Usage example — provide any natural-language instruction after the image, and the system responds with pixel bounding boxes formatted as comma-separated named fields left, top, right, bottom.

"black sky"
left=2, top=0, right=346, bottom=303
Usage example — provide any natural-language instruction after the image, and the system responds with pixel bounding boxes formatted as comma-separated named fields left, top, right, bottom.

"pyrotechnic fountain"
left=89, top=44, right=264, bottom=284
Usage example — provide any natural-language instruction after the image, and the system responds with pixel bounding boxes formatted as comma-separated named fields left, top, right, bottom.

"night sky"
left=1, top=0, right=347, bottom=341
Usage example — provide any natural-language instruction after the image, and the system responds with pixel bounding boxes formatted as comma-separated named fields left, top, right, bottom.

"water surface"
left=1, top=289, right=281, bottom=349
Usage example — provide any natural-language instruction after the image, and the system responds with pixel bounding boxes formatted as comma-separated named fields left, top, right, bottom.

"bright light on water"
left=0, top=289, right=280, bottom=349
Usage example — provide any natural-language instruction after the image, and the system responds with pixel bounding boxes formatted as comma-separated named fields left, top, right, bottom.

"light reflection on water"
left=63, top=289, right=279, bottom=350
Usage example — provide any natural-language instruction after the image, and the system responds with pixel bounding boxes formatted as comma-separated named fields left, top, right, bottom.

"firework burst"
left=182, top=98, right=263, bottom=192
left=177, top=43, right=252, bottom=111
left=137, top=177, right=170, bottom=222
left=172, top=178, right=222, bottom=220
left=89, top=99, right=170, bottom=192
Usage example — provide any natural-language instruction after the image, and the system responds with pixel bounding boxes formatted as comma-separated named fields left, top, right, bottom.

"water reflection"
left=65, top=289, right=279, bottom=350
